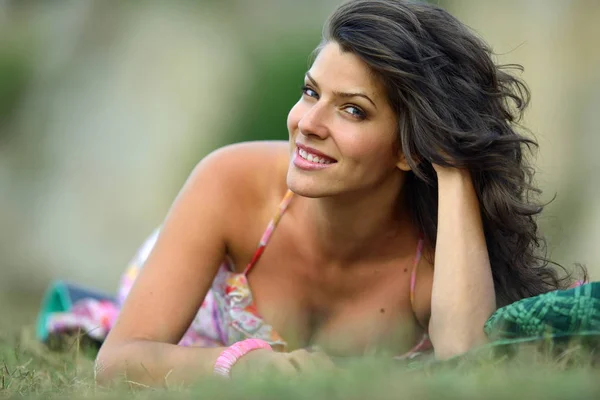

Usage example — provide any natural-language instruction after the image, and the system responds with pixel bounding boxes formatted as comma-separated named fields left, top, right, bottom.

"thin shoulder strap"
left=409, top=237, right=425, bottom=309
left=243, top=190, right=294, bottom=275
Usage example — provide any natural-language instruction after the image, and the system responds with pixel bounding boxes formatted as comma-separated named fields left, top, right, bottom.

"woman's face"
left=286, top=41, right=406, bottom=198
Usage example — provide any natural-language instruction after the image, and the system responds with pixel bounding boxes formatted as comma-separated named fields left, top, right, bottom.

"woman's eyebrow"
left=305, top=72, right=378, bottom=110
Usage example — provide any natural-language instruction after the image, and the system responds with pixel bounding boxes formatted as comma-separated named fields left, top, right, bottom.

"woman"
left=95, top=0, right=575, bottom=386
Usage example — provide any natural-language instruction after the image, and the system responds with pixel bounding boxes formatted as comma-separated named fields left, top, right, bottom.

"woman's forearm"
left=95, top=340, right=225, bottom=387
left=429, top=169, right=496, bottom=359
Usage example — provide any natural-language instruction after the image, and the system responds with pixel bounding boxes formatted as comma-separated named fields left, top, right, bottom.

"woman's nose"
left=297, top=103, right=330, bottom=139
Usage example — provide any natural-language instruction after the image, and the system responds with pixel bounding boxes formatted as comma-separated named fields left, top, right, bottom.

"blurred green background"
left=1, top=0, right=599, bottom=325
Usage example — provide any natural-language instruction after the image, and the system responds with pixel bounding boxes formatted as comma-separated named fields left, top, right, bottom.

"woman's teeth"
left=299, top=149, right=332, bottom=164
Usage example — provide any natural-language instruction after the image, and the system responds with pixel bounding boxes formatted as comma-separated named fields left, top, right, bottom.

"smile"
left=298, top=148, right=334, bottom=164
left=292, top=145, right=336, bottom=171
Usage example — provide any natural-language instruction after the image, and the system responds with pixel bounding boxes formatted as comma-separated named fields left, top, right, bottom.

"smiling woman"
left=287, top=43, right=405, bottom=199
left=88, top=0, right=585, bottom=387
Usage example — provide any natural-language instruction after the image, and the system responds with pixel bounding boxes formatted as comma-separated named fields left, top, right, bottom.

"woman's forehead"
left=308, top=42, right=384, bottom=98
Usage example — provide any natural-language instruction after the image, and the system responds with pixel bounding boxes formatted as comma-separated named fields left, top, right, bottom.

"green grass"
left=1, top=325, right=600, bottom=399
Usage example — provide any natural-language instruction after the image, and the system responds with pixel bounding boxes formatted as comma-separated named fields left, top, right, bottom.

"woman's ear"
left=396, top=150, right=414, bottom=172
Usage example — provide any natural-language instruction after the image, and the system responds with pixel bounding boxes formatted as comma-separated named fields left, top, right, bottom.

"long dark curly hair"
left=320, top=0, right=585, bottom=307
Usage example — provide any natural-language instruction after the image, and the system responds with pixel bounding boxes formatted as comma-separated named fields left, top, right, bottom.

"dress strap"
left=243, top=190, right=294, bottom=275
left=409, top=237, right=424, bottom=309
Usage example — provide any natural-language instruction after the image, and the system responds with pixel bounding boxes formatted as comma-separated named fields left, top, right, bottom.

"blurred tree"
left=228, top=38, right=321, bottom=144
left=0, top=40, right=31, bottom=135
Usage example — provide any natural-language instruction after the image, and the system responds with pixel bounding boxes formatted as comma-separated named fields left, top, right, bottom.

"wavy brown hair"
left=320, top=0, right=585, bottom=307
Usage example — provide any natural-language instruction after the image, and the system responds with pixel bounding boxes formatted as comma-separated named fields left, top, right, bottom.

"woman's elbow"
left=94, top=343, right=125, bottom=387
left=430, top=331, right=489, bottom=360
left=433, top=342, right=475, bottom=360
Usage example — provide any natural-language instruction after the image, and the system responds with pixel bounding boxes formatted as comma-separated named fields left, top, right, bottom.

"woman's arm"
left=95, top=342, right=226, bottom=387
left=428, top=167, right=496, bottom=360
left=95, top=143, right=285, bottom=387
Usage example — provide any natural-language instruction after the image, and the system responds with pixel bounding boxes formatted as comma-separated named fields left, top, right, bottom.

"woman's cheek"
left=287, top=101, right=304, bottom=136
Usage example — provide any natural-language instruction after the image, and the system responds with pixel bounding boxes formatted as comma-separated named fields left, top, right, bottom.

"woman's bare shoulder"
left=186, top=140, right=290, bottom=217
left=198, top=140, right=289, bottom=189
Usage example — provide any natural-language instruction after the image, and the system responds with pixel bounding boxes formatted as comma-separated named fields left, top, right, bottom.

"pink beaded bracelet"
left=213, top=338, right=273, bottom=378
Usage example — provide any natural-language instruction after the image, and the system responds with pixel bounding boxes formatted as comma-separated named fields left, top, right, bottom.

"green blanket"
left=484, top=282, right=600, bottom=341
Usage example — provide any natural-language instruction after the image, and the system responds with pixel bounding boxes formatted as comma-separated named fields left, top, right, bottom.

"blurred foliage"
left=228, top=39, right=321, bottom=144
left=0, top=39, right=31, bottom=131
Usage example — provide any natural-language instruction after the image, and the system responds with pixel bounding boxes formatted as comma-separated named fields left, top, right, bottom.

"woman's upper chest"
left=227, top=213, right=422, bottom=354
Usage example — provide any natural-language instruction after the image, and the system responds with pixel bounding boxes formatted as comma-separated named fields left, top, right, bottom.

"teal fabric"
left=484, top=282, right=600, bottom=341
left=407, top=283, right=600, bottom=369
left=36, top=281, right=73, bottom=342
left=36, top=280, right=116, bottom=342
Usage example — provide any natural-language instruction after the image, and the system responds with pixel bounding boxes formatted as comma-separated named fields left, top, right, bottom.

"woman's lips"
left=295, top=143, right=337, bottom=162
left=293, top=146, right=336, bottom=171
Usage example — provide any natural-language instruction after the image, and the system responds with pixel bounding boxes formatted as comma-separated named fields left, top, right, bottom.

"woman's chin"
left=286, top=173, right=331, bottom=199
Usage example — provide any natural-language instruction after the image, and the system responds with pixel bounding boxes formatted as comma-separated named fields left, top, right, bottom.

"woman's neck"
left=294, top=178, right=418, bottom=264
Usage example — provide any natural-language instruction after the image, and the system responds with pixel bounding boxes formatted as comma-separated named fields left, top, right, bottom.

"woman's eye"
left=344, top=106, right=366, bottom=120
left=301, top=86, right=318, bottom=99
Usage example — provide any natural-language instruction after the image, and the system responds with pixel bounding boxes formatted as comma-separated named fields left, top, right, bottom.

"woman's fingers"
left=231, top=349, right=295, bottom=378
left=285, top=348, right=337, bottom=374
left=232, top=348, right=337, bottom=379
left=307, top=349, right=336, bottom=370
left=285, top=349, right=315, bottom=373
left=267, top=354, right=299, bottom=376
